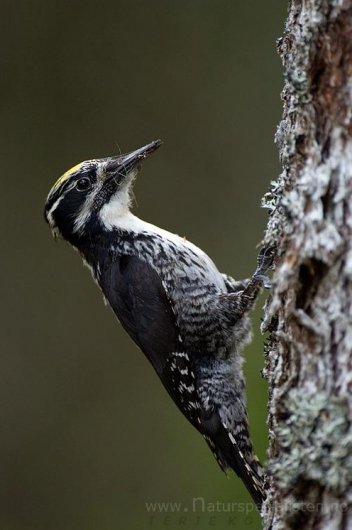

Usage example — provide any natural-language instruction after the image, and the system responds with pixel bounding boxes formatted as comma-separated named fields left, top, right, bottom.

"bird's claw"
left=256, top=246, right=275, bottom=276
left=253, top=273, right=272, bottom=290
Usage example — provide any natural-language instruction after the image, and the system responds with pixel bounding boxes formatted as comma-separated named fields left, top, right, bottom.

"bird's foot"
left=252, top=273, right=272, bottom=290
left=255, top=246, right=275, bottom=276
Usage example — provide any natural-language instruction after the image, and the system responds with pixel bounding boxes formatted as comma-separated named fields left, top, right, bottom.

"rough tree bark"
left=261, top=1, right=352, bottom=529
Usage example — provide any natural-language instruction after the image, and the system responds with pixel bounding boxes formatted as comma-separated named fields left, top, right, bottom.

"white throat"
left=99, top=188, right=132, bottom=230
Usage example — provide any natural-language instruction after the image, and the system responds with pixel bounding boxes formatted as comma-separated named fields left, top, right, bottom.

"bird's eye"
left=76, top=177, right=91, bottom=192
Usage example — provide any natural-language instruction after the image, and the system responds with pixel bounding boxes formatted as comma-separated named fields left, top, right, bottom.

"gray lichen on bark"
left=261, top=0, right=352, bottom=528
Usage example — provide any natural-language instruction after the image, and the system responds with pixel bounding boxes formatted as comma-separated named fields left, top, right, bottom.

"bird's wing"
left=100, top=254, right=180, bottom=376
left=100, top=254, right=203, bottom=426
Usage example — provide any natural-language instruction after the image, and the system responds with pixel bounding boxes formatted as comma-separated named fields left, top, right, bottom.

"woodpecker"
left=44, top=140, right=271, bottom=508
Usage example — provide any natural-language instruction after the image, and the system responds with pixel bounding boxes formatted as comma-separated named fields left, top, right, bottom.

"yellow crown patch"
left=53, top=162, right=83, bottom=189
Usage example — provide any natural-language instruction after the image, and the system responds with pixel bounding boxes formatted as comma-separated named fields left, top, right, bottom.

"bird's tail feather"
left=206, top=424, right=265, bottom=509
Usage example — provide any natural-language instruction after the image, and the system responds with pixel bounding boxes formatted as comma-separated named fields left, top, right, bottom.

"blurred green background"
left=1, top=1, right=286, bottom=529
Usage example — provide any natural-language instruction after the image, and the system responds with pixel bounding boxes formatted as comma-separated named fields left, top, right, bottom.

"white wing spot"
left=180, top=382, right=195, bottom=393
left=173, top=352, right=190, bottom=361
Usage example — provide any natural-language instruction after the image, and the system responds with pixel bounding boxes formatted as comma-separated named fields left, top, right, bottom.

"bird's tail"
left=205, top=423, right=266, bottom=509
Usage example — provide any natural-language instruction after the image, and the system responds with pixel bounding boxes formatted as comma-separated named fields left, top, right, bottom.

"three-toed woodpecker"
left=44, top=140, right=271, bottom=508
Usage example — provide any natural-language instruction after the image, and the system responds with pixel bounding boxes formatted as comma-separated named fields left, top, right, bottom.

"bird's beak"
left=104, top=140, right=162, bottom=181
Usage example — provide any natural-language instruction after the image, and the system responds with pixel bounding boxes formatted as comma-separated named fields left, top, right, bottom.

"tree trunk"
left=261, top=1, right=352, bottom=528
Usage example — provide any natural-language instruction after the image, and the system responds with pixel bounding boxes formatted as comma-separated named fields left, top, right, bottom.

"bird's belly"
left=172, top=296, right=232, bottom=357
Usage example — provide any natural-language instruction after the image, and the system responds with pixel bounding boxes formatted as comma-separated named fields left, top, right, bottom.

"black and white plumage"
left=44, top=140, right=271, bottom=508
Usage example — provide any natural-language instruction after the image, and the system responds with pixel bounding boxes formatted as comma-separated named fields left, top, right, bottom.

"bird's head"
left=44, top=140, right=162, bottom=243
